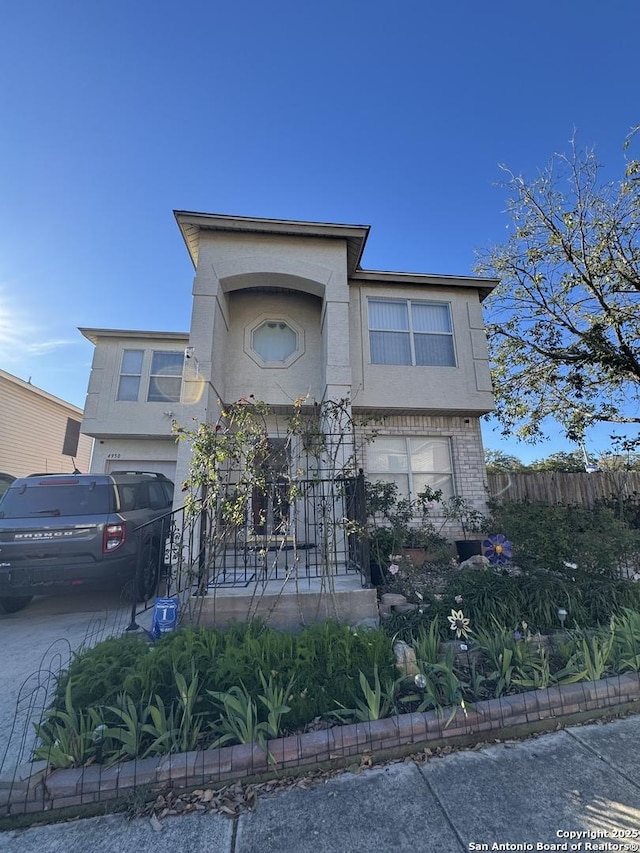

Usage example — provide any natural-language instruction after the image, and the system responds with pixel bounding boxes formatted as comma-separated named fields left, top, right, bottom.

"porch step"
left=184, top=576, right=379, bottom=632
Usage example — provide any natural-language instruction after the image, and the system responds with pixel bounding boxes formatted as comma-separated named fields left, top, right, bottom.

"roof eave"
left=173, top=210, right=370, bottom=276
left=79, top=328, right=190, bottom=346
left=351, top=269, right=499, bottom=301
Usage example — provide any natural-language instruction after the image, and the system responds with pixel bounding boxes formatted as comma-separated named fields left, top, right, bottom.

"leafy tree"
left=477, top=133, right=640, bottom=443
left=484, top=449, right=527, bottom=473
left=528, top=450, right=586, bottom=473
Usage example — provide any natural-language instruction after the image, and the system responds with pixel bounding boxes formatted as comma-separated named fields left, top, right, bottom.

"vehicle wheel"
left=136, top=541, right=160, bottom=602
left=0, top=595, right=33, bottom=614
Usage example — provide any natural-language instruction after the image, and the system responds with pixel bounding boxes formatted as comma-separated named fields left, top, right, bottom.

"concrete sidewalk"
left=2, top=714, right=640, bottom=852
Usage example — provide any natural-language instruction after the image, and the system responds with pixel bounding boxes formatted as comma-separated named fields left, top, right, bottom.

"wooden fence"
left=486, top=471, right=640, bottom=507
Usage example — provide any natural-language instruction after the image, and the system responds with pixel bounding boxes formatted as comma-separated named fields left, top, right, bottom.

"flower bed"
left=2, top=673, right=639, bottom=818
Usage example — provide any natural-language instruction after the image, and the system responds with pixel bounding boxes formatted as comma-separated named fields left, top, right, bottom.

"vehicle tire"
left=136, top=541, right=160, bottom=602
left=0, top=595, right=33, bottom=614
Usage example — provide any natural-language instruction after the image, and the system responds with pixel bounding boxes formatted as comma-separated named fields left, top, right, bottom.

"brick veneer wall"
left=357, top=414, right=489, bottom=537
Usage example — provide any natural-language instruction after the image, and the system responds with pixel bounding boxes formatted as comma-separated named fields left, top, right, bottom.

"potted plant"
left=365, top=481, right=447, bottom=581
left=439, top=495, right=489, bottom=561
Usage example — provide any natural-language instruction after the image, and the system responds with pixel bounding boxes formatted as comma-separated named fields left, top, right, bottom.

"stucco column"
left=322, top=298, right=352, bottom=404
left=173, top=270, right=224, bottom=497
left=320, top=290, right=354, bottom=573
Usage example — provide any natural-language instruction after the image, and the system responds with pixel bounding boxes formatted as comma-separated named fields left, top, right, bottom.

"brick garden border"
left=1, top=672, right=639, bottom=820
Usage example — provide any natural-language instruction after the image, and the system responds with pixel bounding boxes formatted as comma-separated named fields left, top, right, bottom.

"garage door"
left=105, top=460, right=177, bottom=481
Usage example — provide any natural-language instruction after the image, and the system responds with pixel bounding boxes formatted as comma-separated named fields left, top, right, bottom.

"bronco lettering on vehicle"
left=14, top=530, right=90, bottom=540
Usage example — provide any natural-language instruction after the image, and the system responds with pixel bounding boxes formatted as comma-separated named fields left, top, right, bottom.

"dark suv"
left=0, top=472, right=174, bottom=613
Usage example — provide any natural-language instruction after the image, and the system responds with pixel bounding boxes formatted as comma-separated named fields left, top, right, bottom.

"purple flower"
left=513, top=630, right=522, bottom=641
left=482, top=533, right=512, bottom=565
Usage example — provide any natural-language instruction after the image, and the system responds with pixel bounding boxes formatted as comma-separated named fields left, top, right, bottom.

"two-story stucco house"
left=79, top=212, right=496, bottom=627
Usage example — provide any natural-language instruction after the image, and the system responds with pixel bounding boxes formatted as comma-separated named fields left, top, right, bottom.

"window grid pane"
left=368, top=300, right=409, bottom=331
left=117, top=375, right=141, bottom=402
left=148, top=376, right=182, bottom=403
left=411, top=303, right=451, bottom=333
left=414, top=334, right=456, bottom=366
left=150, top=351, right=184, bottom=375
left=121, top=349, right=144, bottom=374
left=370, top=331, right=411, bottom=364
left=368, top=437, right=409, bottom=473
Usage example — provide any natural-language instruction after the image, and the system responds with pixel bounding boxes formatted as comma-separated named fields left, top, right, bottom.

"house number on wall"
left=106, top=453, right=121, bottom=459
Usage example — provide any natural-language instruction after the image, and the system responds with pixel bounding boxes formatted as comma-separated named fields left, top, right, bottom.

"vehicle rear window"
left=0, top=483, right=114, bottom=518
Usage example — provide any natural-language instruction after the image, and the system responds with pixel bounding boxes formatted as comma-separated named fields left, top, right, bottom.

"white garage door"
left=105, top=460, right=177, bottom=482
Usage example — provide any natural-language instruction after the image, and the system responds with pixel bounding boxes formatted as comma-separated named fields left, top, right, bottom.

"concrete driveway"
left=0, top=588, right=142, bottom=769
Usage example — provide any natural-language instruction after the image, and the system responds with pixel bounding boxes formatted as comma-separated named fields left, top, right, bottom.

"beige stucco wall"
left=89, top=437, right=178, bottom=479
left=223, top=290, right=323, bottom=404
left=173, top=229, right=353, bottom=492
left=188, top=231, right=351, bottom=405
left=82, top=332, right=190, bottom=439
left=0, top=371, right=93, bottom=477
left=349, top=281, right=493, bottom=414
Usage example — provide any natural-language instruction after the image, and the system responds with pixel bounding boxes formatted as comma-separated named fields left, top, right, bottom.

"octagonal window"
left=252, top=321, right=298, bottom=363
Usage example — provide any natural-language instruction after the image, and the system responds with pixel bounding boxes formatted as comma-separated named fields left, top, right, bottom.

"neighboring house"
left=79, top=212, right=496, bottom=625
left=0, top=369, right=93, bottom=478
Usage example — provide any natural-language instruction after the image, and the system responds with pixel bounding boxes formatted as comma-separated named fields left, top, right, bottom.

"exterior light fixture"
left=557, top=607, right=568, bottom=628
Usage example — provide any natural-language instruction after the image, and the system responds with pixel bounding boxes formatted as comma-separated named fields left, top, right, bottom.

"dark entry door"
left=251, top=439, right=290, bottom=536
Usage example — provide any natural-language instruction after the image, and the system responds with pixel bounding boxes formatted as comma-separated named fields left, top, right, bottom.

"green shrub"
left=51, top=620, right=396, bottom=745
left=54, top=634, right=151, bottom=711
left=426, top=567, right=640, bottom=635
left=488, top=500, right=640, bottom=575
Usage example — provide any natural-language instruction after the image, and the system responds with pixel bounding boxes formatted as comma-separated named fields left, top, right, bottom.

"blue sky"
left=1, top=0, right=638, bottom=464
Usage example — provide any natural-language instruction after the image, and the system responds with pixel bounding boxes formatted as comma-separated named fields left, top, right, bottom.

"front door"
left=251, top=439, right=290, bottom=537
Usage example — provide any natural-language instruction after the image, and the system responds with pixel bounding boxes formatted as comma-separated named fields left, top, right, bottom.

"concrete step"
left=183, top=575, right=379, bottom=631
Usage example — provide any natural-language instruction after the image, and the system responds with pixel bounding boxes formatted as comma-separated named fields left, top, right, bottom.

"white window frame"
left=367, top=435, right=454, bottom=500
left=368, top=298, right=456, bottom=367
left=147, top=350, right=184, bottom=403
left=116, top=349, right=144, bottom=402
left=245, top=313, right=305, bottom=369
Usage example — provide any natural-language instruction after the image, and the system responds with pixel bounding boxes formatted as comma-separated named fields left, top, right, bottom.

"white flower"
left=447, top=609, right=471, bottom=639
left=388, top=563, right=400, bottom=575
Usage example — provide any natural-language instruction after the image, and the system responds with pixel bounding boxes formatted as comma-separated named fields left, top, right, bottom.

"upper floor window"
left=245, top=315, right=304, bottom=368
left=117, top=350, right=144, bottom=401
left=367, top=436, right=454, bottom=500
left=252, top=321, right=297, bottom=363
left=147, top=351, right=183, bottom=403
left=368, top=299, right=455, bottom=366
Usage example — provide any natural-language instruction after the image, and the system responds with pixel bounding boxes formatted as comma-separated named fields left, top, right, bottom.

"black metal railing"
left=126, top=471, right=370, bottom=629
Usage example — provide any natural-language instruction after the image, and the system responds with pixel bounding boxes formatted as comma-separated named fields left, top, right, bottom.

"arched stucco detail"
left=215, top=255, right=333, bottom=299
